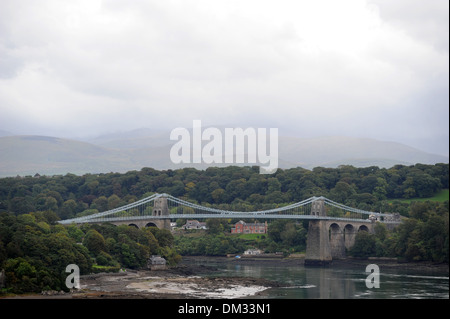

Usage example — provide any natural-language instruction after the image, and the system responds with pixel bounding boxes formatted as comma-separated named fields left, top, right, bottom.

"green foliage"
left=0, top=211, right=180, bottom=295
left=175, top=234, right=247, bottom=256
left=0, top=212, right=92, bottom=294
left=83, top=229, right=106, bottom=255
left=268, top=220, right=307, bottom=251
left=349, top=201, right=449, bottom=263
left=349, top=231, right=376, bottom=258
left=0, top=164, right=447, bottom=218
left=175, top=220, right=306, bottom=256
left=206, top=219, right=228, bottom=235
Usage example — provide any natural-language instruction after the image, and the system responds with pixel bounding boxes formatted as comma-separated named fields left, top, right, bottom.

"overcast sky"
left=0, top=0, right=448, bottom=156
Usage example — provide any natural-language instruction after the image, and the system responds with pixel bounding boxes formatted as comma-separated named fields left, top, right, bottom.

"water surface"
left=182, top=257, right=449, bottom=299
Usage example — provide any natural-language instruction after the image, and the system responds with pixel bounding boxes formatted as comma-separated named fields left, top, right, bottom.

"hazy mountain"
left=0, top=136, right=136, bottom=177
left=278, top=136, right=449, bottom=169
left=0, top=133, right=448, bottom=177
left=0, top=130, right=13, bottom=137
left=83, top=128, right=168, bottom=149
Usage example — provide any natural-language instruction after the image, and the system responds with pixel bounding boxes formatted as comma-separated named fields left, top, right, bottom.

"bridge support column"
left=329, top=223, right=346, bottom=259
left=305, top=220, right=332, bottom=266
left=305, top=199, right=332, bottom=266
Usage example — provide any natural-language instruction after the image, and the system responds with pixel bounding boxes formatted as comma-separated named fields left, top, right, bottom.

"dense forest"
left=0, top=163, right=448, bottom=294
left=0, top=164, right=448, bottom=218
left=0, top=211, right=180, bottom=294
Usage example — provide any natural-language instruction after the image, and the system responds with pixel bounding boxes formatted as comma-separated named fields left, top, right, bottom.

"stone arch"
left=145, top=222, right=158, bottom=228
left=128, top=223, right=139, bottom=229
left=358, top=225, right=369, bottom=232
left=329, top=223, right=345, bottom=259
left=329, top=223, right=340, bottom=239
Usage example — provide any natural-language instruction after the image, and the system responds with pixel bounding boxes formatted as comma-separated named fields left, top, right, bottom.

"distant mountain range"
left=0, top=130, right=448, bottom=177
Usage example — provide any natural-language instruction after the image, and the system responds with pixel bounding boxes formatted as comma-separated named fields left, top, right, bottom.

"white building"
left=182, top=220, right=207, bottom=230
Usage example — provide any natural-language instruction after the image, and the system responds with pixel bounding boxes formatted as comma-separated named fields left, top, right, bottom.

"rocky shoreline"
left=3, top=256, right=447, bottom=299
left=73, top=264, right=284, bottom=299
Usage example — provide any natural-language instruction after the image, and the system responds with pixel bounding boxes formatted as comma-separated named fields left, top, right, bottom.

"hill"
left=0, top=133, right=448, bottom=177
left=278, top=136, right=449, bottom=169
left=0, top=136, right=136, bottom=177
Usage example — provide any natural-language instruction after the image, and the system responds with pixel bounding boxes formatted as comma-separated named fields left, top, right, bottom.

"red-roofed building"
left=231, top=220, right=268, bottom=234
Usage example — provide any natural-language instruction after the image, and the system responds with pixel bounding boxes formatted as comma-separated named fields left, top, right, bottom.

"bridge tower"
left=152, top=195, right=171, bottom=230
left=305, top=199, right=332, bottom=266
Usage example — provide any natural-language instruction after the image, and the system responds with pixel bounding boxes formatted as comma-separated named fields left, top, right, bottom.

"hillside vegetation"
left=0, top=164, right=448, bottom=294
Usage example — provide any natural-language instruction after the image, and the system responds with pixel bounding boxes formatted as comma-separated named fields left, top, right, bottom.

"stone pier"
left=305, top=200, right=332, bottom=266
left=305, top=199, right=375, bottom=266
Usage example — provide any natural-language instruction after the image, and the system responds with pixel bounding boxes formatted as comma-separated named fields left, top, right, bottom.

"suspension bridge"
left=59, top=193, right=401, bottom=265
left=58, top=193, right=399, bottom=226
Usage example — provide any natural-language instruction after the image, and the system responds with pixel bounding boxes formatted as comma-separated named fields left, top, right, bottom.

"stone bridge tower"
left=305, top=199, right=332, bottom=266
left=110, top=195, right=171, bottom=230
left=152, top=196, right=171, bottom=230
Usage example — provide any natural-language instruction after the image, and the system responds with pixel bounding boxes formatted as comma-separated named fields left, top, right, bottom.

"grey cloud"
left=0, top=0, right=448, bottom=156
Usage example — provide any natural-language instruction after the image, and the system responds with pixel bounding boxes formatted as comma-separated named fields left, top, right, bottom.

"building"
left=244, top=248, right=263, bottom=255
left=182, top=220, right=207, bottom=230
left=231, top=220, right=268, bottom=234
left=148, top=255, right=167, bottom=270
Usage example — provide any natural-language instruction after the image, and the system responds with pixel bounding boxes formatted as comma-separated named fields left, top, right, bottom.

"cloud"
left=0, top=0, right=448, bottom=155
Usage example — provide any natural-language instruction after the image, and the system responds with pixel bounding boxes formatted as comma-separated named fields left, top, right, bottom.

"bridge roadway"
left=82, top=213, right=378, bottom=223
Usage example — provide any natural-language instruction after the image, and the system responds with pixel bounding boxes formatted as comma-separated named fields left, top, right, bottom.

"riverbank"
left=2, top=256, right=447, bottom=299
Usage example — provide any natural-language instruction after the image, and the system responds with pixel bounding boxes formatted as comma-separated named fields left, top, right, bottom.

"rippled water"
left=183, top=258, right=449, bottom=299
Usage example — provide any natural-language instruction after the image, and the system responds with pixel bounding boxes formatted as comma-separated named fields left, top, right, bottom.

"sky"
left=0, top=0, right=448, bottom=156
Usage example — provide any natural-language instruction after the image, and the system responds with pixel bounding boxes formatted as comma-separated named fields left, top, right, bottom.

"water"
left=183, top=257, right=449, bottom=299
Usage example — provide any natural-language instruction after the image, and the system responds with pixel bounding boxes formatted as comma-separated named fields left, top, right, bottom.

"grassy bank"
left=388, top=189, right=449, bottom=204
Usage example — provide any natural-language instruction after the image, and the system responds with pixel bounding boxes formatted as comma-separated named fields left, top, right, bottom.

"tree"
left=83, top=229, right=106, bottom=255
left=268, top=220, right=287, bottom=243
left=206, top=219, right=228, bottom=234
left=60, top=199, right=77, bottom=220
left=4, top=258, right=39, bottom=293
left=266, top=177, right=281, bottom=194
left=91, top=196, right=108, bottom=212
left=107, top=194, right=122, bottom=210
left=373, top=178, right=388, bottom=200
left=330, top=182, right=356, bottom=204
left=374, top=222, right=387, bottom=241
left=349, top=231, right=376, bottom=258
left=147, top=227, right=174, bottom=248
left=211, top=188, right=225, bottom=204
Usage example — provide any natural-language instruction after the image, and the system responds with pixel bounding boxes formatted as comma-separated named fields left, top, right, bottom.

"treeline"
left=0, top=211, right=180, bottom=294
left=0, top=164, right=448, bottom=220
left=350, top=201, right=449, bottom=263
